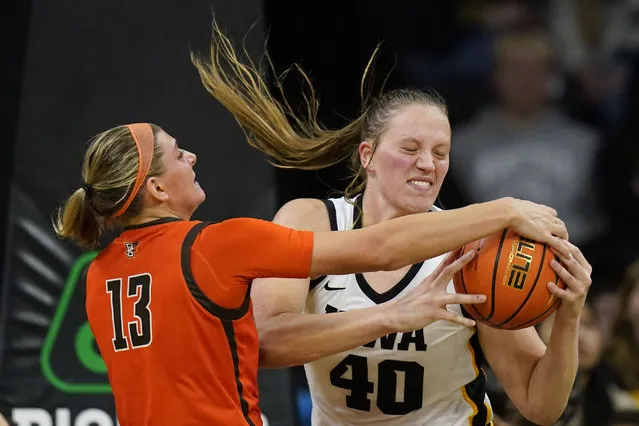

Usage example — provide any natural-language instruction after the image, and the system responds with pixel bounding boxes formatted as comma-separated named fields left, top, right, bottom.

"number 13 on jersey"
left=106, top=273, right=153, bottom=352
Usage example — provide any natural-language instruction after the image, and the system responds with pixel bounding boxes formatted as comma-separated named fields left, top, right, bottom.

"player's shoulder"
left=194, top=217, right=269, bottom=239
left=273, top=198, right=332, bottom=232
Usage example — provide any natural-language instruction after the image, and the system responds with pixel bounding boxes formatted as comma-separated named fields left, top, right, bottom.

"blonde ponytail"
left=54, top=188, right=105, bottom=249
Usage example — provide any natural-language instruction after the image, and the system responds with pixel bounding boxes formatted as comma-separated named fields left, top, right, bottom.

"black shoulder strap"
left=181, top=222, right=251, bottom=321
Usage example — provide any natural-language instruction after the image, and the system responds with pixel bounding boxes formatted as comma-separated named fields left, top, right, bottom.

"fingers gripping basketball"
left=453, top=229, right=565, bottom=330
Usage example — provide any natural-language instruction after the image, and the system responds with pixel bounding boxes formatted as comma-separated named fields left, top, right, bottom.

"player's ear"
left=359, top=140, right=375, bottom=170
left=145, top=177, right=168, bottom=202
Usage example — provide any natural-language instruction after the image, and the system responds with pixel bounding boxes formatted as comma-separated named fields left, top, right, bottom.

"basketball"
left=453, top=229, right=565, bottom=330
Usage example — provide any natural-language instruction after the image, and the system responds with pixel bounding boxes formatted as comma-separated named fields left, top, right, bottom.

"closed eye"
left=434, top=151, right=448, bottom=159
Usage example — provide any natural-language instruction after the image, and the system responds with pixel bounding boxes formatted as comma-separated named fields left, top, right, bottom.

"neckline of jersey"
left=352, top=195, right=425, bottom=304
left=123, top=216, right=183, bottom=231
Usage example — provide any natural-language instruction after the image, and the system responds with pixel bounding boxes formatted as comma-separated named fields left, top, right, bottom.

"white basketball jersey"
left=304, top=196, right=493, bottom=425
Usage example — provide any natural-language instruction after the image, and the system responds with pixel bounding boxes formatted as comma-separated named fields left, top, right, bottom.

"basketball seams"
left=459, top=243, right=487, bottom=322
left=456, top=231, right=562, bottom=330
left=486, top=229, right=508, bottom=322
left=509, top=298, right=561, bottom=330
left=494, top=243, right=547, bottom=328
left=507, top=252, right=563, bottom=330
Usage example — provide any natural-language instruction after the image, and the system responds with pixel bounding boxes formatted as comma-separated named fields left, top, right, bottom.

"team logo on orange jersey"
left=124, top=241, right=139, bottom=258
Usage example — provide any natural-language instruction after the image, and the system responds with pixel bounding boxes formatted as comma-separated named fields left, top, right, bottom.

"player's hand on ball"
left=548, top=240, right=592, bottom=321
left=505, top=198, right=571, bottom=258
left=385, top=250, right=486, bottom=333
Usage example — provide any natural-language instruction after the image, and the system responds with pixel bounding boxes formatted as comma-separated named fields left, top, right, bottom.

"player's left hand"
left=547, top=240, right=593, bottom=322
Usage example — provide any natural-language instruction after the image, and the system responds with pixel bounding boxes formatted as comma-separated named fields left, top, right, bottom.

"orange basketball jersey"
left=85, top=217, right=313, bottom=425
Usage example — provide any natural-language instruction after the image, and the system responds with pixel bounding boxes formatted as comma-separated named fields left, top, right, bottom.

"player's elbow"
left=526, top=390, right=571, bottom=425
left=256, top=322, right=284, bottom=368
left=520, top=405, right=563, bottom=426
left=256, top=314, right=300, bottom=369
left=258, top=342, right=305, bottom=369
left=257, top=335, right=289, bottom=369
left=258, top=346, right=285, bottom=369
left=522, top=413, right=562, bottom=426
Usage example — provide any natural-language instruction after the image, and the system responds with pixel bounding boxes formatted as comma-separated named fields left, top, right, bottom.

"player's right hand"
left=505, top=197, right=571, bottom=258
left=383, top=250, right=485, bottom=332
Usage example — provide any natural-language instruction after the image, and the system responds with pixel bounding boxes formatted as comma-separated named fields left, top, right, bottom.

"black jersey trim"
left=354, top=263, right=424, bottom=304
left=123, top=216, right=183, bottom=231
left=465, top=331, right=490, bottom=425
left=352, top=195, right=424, bottom=304
left=180, top=222, right=251, bottom=320
left=309, top=199, right=338, bottom=290
left=222, top=320, right=256, bottom=426
left=323, top=199, right=338, bottom=232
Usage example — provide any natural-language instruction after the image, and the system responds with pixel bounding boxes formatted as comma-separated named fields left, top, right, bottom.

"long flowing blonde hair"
left=191, top=20, right=448, bottom=201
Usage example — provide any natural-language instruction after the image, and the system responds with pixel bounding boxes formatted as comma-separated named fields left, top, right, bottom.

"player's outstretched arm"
left=252, top=197, right=568, bottom=368
left=308, top=197, right=568, bottom=278
left=251, top=198, right=483, bottom=368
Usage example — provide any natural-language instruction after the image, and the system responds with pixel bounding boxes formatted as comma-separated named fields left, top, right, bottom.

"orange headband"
left=112, top=123, right=155, bottom=218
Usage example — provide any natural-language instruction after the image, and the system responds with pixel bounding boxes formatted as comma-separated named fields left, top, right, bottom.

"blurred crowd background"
left=2, top=0, right=639, bottom=425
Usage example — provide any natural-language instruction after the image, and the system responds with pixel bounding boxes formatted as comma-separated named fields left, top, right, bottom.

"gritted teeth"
left=409, top=180, right=432, bottom=188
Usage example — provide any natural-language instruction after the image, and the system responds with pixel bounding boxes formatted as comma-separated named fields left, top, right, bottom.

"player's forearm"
left=382, top=199, right=515, bottom=270
left=308, top=198, right=518, bottom=278
left=258, top=306, right=393, bottom=368
left=524, top=311, right=579, bottom=424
